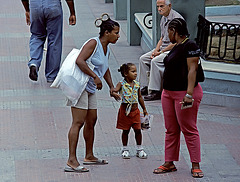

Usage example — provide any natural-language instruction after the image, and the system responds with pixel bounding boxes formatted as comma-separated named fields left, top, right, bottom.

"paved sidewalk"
left=0, top=0, right=239, bottom=181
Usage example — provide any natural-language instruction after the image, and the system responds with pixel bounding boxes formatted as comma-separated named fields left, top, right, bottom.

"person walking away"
left=112, top=63, right=148, bottom=159
left=64, top=14, right=120, bottom=173
left=139, top=0, right=183, bottom=101
left=21, top=0, right=76, bottom=83
left=153, top=18, right=204, bottom=178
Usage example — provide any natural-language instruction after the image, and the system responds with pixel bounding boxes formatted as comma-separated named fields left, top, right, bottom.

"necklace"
left=173, top=37, right=189, bottom=49
left=180, top=37, right=188, bottom=44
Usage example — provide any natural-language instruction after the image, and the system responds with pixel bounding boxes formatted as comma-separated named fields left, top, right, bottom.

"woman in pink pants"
left=153, top=18, right=204, bottom=178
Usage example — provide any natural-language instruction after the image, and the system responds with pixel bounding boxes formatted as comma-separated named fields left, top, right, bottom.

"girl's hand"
left=93, top=76, right=102, bottom=90
left=143, top=109, right=148, bottom=116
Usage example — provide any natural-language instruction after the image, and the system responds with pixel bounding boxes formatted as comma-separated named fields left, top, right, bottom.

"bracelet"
left=185, top=93, right=193, bottom=99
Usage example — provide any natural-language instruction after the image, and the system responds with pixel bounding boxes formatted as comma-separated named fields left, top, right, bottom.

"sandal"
left=153, top=165, right=177, bottom=174
left=191, top=168, right=204, bottom=178
left=64, top=165, right=89, bottom=173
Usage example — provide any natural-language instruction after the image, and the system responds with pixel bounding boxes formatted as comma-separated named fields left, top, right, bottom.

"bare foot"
left=67, top=159, right=80, bottom=169
left=84, top=156, right=98, bottom=162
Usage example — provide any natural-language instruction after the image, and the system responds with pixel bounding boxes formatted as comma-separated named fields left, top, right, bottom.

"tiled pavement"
left=0, top=0, right=240, bottom=181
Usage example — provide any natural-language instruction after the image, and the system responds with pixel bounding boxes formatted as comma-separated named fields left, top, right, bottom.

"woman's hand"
left=109, top=83, right=121, bottom=101
left=180, top=96, right=194, bottom=108
left=110, top=87, right=121, bottom=101
left=111, top=92, right=121, bottom=101
left=183, top=96, right=193, bottom=103
left=93, top=76, right=102, bottom=90
left=110, top=87, right=118, bottom=93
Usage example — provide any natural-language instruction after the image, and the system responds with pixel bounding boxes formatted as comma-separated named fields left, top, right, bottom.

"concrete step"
left=200, top=58, right=240, bottom=108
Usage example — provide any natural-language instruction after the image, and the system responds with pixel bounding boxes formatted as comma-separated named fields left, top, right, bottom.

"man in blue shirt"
left=21, top=0, right=76, bottom=83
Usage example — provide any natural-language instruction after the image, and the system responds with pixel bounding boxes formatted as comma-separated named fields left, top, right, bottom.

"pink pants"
left=161, top=84, right=203, bottom=163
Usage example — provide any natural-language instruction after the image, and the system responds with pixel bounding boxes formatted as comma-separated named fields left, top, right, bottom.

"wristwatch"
left=185, top=93, right=193, bottom=99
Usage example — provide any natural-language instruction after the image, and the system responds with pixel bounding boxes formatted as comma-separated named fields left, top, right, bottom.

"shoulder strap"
left=87, top=37, right=98, bottom=62
left=89, top=37, right=98, bottom=59
left=79, top=37, right=98, bottom=63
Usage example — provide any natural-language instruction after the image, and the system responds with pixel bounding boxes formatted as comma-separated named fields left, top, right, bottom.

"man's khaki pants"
left=139, top=50, right=169, bottom=92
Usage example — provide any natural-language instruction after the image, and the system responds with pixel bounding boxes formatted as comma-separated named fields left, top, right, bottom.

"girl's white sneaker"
left=122, top=150, right=130, bottom=159
left=136, top=149, right=148, bottom=159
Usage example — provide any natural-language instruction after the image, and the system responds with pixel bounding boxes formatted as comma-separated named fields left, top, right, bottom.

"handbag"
left=51, top=38, right=98, bottom=106
left=196, top=57, right=205, bottom=82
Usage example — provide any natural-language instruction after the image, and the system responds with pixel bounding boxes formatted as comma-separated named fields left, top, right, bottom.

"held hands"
left=110, top=88, right=120, bottom=101
left=111, top=92, right=121, bottom=101
left=110, top=87, right=121, bottom=101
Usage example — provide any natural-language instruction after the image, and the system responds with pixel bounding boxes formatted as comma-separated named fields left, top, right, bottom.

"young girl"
left=112, top=63, right=148, bottom=159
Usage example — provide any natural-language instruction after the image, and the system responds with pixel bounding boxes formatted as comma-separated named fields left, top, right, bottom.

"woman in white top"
left=64, top=14, right=120, bottom=173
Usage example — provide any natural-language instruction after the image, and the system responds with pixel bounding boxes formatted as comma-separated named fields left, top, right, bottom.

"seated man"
left=139, top=0, right=183, bottom=101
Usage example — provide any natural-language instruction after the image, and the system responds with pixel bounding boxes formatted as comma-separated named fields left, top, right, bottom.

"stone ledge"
left=201, top=58, right=240, bottom=76
left=202, top=91, right=240, bottom=108
left=206, top=5, right=240, bottom=16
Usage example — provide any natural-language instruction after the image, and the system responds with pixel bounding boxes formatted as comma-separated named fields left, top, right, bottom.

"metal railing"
left=196, top=15, right=240, bottom=63
left=142, top=14, right=240, bottom=63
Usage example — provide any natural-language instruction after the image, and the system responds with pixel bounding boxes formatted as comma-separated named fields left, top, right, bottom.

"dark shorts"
left=116, top=105, right=141, bottom=130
